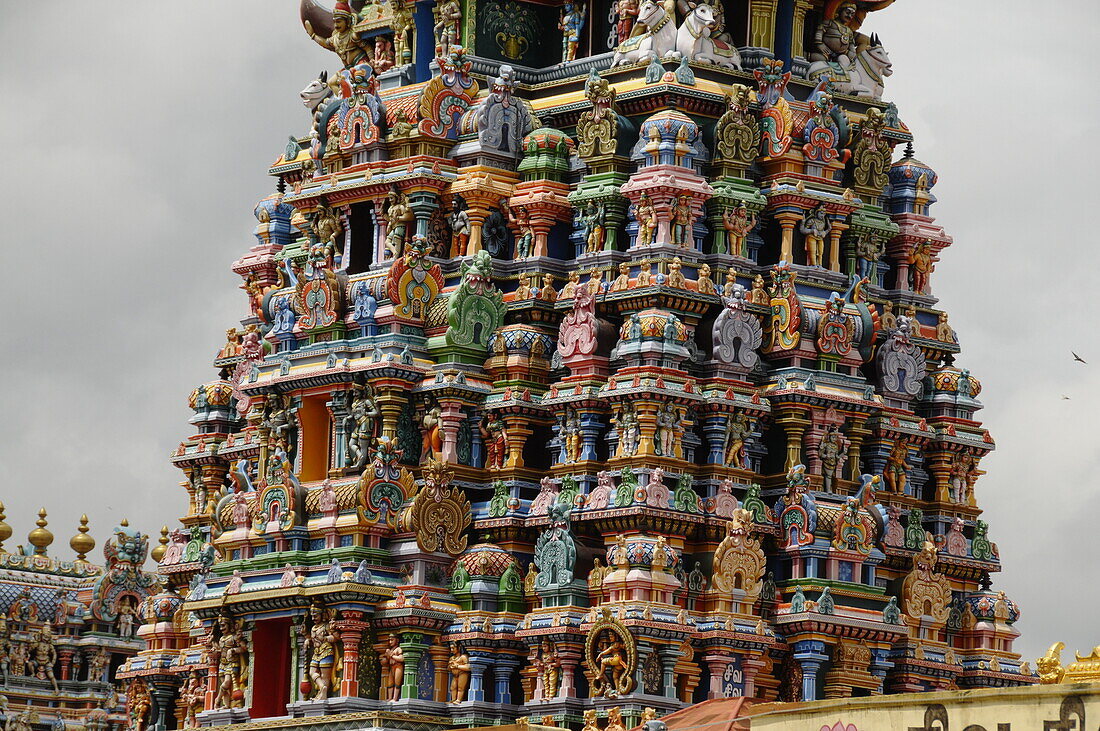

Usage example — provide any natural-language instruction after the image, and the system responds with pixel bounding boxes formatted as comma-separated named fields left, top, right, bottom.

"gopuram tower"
left=120, top=0, right=1032, bottom=727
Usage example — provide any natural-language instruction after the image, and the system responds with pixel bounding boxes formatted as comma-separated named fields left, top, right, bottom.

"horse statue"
left=807, top=34, right=892, bottom=99
left=675, top=4, right=741, bottom=70
left=611, top=0, right=680, bottom=67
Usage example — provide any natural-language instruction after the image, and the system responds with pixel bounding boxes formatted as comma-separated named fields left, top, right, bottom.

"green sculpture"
left=445, top=251, right=506, bottom=351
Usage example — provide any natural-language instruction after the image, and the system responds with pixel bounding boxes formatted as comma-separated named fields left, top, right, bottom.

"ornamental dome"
left=456, top=543, right=521, bottom=578
left=929, top=366, right=982, bottom=398
left=489, top=324, right=555, bottom=358
left=188, top=379, right=235, bottom=411
left=143, top=587, right=184, bottom=623
left=962, top=590, right=1020, bottom=625
left=886, top=144, right=938, bottom=215
left=518, top=127, right=574, bottom=181
left=619, top=308, right=689, bottom=344
left=633, top=110, right=707, bottom=170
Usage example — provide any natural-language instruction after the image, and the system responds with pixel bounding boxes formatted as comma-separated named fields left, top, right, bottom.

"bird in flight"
left=1061, top=395, right=1071, bottom=400
left=1072, top=352, right=1087, bottom=364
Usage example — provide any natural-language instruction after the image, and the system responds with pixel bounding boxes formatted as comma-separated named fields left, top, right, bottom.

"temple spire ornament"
left=69, top=514, right=95, bottom=562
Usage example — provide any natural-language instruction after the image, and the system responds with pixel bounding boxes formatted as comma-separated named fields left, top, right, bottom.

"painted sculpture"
left=121, top=1, right=1030, bottom=726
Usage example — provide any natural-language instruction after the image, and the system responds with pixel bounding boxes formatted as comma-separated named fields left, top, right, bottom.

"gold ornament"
left=584, top=607, right=637, bottom=698
left=70, top=514, right=96, bottom=562
left=28, top=507, right=54, bottom=556
left=402, top=459, right=471, bottom=556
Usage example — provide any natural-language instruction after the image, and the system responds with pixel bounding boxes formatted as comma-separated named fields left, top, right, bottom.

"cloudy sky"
left=1, top=1, right=1095, bottom=666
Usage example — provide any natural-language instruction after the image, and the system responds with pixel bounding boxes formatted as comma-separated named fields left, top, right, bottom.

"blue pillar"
left=493, top=658, right=520, bottom=704
left=869, top=648, right=893, bottom=693
left=793, top=640, right=828, bottom=702
left=578, top=410, right=605, bottom=462
left=413, top=1, right=437, bottom=83
left=469, top=655, right=491, bottom=702
left=702, top=415, right=727, bottom=465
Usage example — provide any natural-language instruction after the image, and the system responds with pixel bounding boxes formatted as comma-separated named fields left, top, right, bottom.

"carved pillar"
left=59, top=648, right=74, bottom=681
left=828, top=217, right=850, bottom=273
left=740, top=655, right=766, bottom=698
left=429, top=642, right=450, bottom=703
left=438, top=400, right=466, bottom=464
left=469, top=655, right=491, bottom=702
left=499, top=413, right=532, bottom=468
left=408, top=191, right=439, bottom=240
left=845, top=417, right=870, bottom=483
left=702, top=414, right=728, bottom=466
left=465, top=206, right=489, bottom=256
left=376, top=386, right=407, bottom=440
left=634, top=402, right=661, bottom=458
left=399, top=633, right=429, bottom=700
left=493, top=657, right=520, bottom=703
left=924, top=449, right=954, bottom=503
left=775, top=408, right=811, bottom=471
left=791, top=0, right=812, bottom=60
left=337, top=612, right=368, bottom=697
left=749, top=0, right=779, bottom=50
left=703, top=655, right=728, bottom=699
left=793, top=641, right=828, bottom=702
left=371, top=199, right=389, bottom=266
left=774, top=212, right=801, bottom=264
left=559, top=647, right=583, bottom=698
left=869, top=647, right=892, bottom=694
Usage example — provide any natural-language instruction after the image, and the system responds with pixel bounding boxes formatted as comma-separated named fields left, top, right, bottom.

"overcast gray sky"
left=1, top=2, right=1095, bottom=667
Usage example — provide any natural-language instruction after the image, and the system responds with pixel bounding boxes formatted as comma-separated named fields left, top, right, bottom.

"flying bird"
left=1072, top=351, right=1087, bottom=364
left=1061, top=395, right=1071, bottom=400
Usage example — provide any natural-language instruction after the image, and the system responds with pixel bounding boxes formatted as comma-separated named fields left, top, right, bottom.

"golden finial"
left=28, top=507, right=54, bottom=556
left=151, top=525, right=169, bottom=563
left=0, top=501, right=11, bottom=551
left=120, top=518, right=129, bottom=527
left=70, top=514, right=95, bottom=562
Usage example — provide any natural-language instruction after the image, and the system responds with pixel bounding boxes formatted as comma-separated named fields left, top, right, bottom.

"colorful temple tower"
left=122, top=0, right=1032, bottom=727
left=0, top=506, right=159, bottom=728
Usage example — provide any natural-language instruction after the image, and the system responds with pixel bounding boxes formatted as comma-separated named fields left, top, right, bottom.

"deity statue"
left=262, top=393, right=296, bottom=455
left=655, top=403, right=681, bottom=458
left=345, top=383, right=380, bottom=472
left=723, top=204, right=757, bottom=258
left=615, top=0, right=640, bottom=44
left=380, top=634, right=404, bottom=701
left=884, top=440, right=909, bottom=494
left=581, top=202, right=606, bottom=254
left=182, top=672, right=205, bottom=728
left=563, top=410, right=583, bottom=463
left=214, top=615, right=248, bottom=709
left=481, top=414, right=509, bottom=470
left=588, top=557, right=608, bottom=605
left=633, top=194, right=657, bottom=247
left=508, top=204, right=535, bottom=259
left=559, top=3, right=586, bottom=63
left=613, top=406, right=640, bottom=458
left=818, top=425, right=845, bottom=492
left=30, top=625, right=58, bottom=693
left=448, top=643, right=471, bottom=703
left=637, top=259, right=653, bottom=286
left=672, top=195, right=694, bottom=247
left=434, top=0, right=463, bottom=58
left=304, top=604, right=339, bottom=700
left=127, top=679, right=152, bottom=731
left=809, top=2, right=858, bottom=68
left=88, top=646, right=109, bottom=682
left=448, top=195, right=471, bottom=257
left=936, top=312, right=955, bottom=342
left=880, top=300, right=897, bottom=330
left=724, top=412, right=751, bottom=468
left=910, top=240, right=934, bottom=294
left=391, top=0, right=414, bottom=64
left=116, top=597, right=136, bottom=639
left=420, top=403, right=443, bottom=461
left=855, top=231, right=883, bottom=281
left=384, top=188, right=413, bottom=258
left=799, top=204, right=832, bottom=268
left=594, top=631, right=629, bottom=697
left=536, top=640, right=563, bottom=699
left=303, top=1, right=373, bottom=68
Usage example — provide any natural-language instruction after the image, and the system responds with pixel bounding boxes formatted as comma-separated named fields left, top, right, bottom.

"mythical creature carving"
left=713, top=285, right=762, bottom=370
left=445, top=250, right=506, bottom=351
left=851, top=107, right=891, bottom=190
left=533, top=501, right=578, bottom=591
left=476, top=65, right=531, bottom=155
left=901, top=533, right=951, bottom=624
left=755, top=58, right=793, bottom=158
left=557, top=281, right=598, bottom=359
left=765, top=263, right=801, bottom=351
left=712, top=509, right=765, bottom=599
left=878, top=316, right=927, bottom=399
left=576, top=69, right=619, bottom=158
left=400, top=459, right=471, bottom=556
